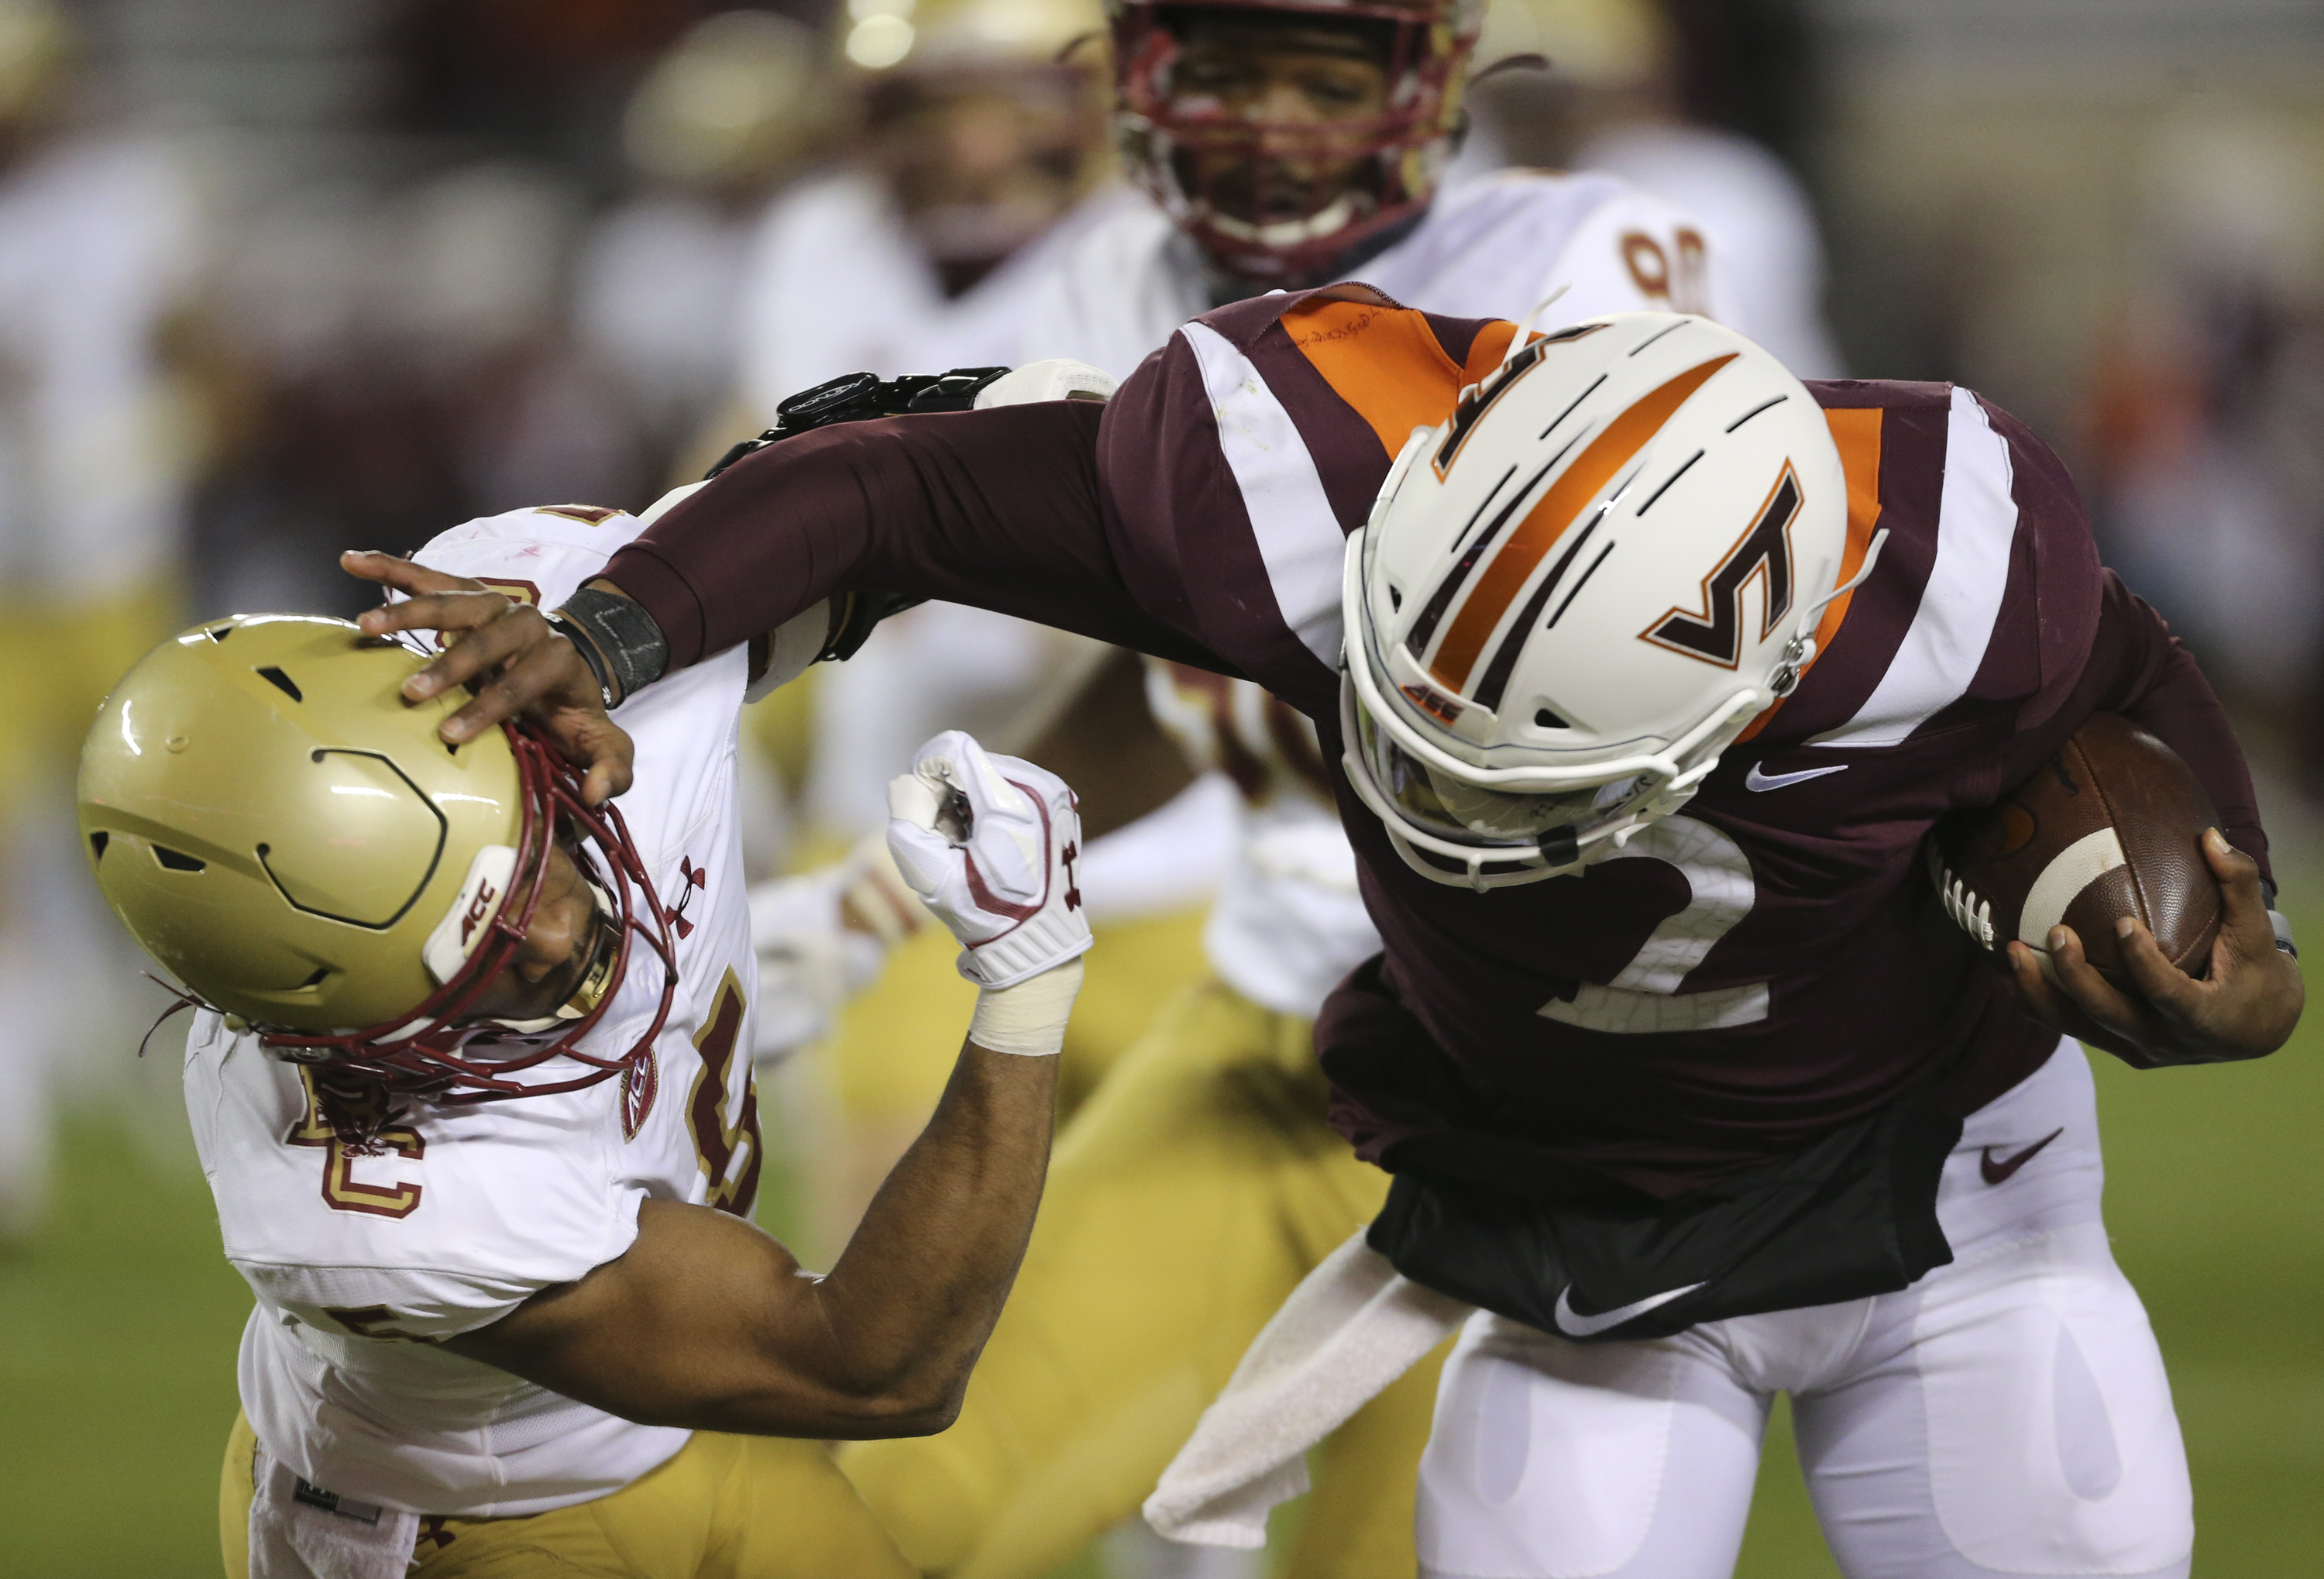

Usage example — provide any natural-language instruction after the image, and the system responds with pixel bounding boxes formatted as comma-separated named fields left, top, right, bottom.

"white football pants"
left=1415, top=1043, right=2194, bottom=1579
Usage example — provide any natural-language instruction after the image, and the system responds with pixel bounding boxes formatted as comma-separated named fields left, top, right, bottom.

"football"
left=1928, top=713, right=2223, bottom=990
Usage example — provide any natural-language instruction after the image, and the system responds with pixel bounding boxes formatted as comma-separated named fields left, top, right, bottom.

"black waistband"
left=1366, top=1090, right=1961, bottom=1343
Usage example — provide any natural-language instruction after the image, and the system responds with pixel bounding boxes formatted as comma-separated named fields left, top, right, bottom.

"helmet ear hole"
left=88, top=831, right=109, bottom=862
left=1533, top=707, right=1568, bottom=729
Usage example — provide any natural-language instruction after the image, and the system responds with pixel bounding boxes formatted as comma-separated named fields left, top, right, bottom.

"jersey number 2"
left=1537, top=817, right=1768, bottom=1034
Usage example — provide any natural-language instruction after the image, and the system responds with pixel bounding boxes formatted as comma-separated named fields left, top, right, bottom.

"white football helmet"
left=1342, top=311, right=1872, bottom=889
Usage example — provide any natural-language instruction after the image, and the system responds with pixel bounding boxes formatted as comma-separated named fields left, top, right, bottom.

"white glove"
left=746, top=834, right=926, bottom=1062
left=972, top=357, right=1117, bottom=409
left=886, top=731, right=1092, bottom=990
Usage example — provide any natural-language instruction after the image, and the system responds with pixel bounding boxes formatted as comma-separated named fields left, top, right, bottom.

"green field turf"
left=6, top=897, right=2319, bottom=1577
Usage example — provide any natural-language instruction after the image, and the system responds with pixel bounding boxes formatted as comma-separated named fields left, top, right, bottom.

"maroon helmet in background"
left=1110, top=0, right=1487, bottom=284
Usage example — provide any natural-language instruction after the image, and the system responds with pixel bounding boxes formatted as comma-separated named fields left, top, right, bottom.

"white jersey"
left=1027, top=171, right=1734, bottom=1017
left=185, top=504, right=761, bottom=1517
left=574, top=191, right=757, bottom=439
left=1017, top=169, right=1731, bottom=384
left=737, top=172, right=1236, bottom=917
left=737, top=171, right=1141, bottom=417
left=1575, top=122, right=1846, bottom=379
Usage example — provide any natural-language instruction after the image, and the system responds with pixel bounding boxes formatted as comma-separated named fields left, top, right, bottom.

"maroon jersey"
left=607, top=287, right=2267, bottom=1201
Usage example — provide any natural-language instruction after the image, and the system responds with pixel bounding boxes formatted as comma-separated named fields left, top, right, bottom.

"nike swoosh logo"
left=1551, top=1281, right=1707, bottom=1338
left=1745, top=762, right=1851, bottom=793
left=1980, top=1127, right=2064, bottom=1185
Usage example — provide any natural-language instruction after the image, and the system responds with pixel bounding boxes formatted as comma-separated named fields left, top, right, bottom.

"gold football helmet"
left=78, top=614, right=675, bottom=1102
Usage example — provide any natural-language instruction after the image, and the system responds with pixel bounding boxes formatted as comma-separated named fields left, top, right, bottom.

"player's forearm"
left=452, top=1043, right=1056, bottom=1438
left=599, top=401, right=1208, bottom=674
left=779, top=1041, right=1060, bottom=1434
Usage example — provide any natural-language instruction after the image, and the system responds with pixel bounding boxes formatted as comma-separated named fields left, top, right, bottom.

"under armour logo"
left=672, top=856, right=707, bottom=940
left=1061, top=841, right=1082, bottom=913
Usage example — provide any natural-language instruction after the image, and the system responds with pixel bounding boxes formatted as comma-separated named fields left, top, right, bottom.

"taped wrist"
left=555, top=588, right=669, bottom=707
left=967, top=958, right=1083, bottom=1057
left=542, top=611, right=614, bottom=707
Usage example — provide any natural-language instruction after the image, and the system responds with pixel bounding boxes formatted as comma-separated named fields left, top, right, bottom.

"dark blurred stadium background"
left=2, top=0, right=2319, bottom=1574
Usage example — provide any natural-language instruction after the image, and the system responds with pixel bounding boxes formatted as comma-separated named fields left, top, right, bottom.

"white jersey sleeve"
left=1015, top=197, right=1208, bottom=383
left=1540, top=183, right=1732, bottom=325
left=1574, top=123, right=1846, bottom=377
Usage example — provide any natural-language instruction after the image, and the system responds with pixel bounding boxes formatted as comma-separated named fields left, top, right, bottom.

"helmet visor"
left=1350, top=685, right=1643, bottom=848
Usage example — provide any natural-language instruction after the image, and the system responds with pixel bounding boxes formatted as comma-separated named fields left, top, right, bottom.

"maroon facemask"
left=259, top=725, right=678, bottom=1109
left=1112, top=0, right=1482, bottom=284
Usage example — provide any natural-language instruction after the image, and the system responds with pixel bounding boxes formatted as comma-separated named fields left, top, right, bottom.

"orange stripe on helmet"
left=1428, top=353, right=1738, bottom=692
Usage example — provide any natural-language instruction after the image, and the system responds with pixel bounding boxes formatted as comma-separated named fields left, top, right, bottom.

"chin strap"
left=1769, top=528, right=1891, bottom=697
left=138, top=975, right=211, bottom=1059
left=1497, top=282, right=1573, bottom=369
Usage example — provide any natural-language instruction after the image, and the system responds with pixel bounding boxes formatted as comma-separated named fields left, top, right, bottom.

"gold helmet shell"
left=78, top=614, right=524, bottom=1033
left=0, top=0, right=73, bottom=126
left=624, top=10, right=837, bottom=189
left=841, top=0, right=1108, bottom=76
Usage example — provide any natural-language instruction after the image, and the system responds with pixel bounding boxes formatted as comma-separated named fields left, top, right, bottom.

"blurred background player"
left=574, top=9, right=838, bottom=494
left=732, top=0, right=1239, bottom=1255
left=821, top=0, right=1791, bottom=1574
left=737, top=0, right=1119, bottom=399
left=193, top=6, right=833, bottom=628
left=1455, top=0, right=1842, bottom=377
left=0, top=0, right=208, bottom=1240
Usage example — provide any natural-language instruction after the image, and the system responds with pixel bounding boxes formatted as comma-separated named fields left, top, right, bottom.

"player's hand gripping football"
left=342, top=552, right=634, bottom=805
left=886, top=731, right=1092, bottom=991
left=2007, top=829, right=2304, bottom=1068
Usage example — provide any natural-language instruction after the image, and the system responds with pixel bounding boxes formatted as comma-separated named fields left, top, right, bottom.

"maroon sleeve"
left=2084, top=572, right=2272, bottom=884
left=602, top=400, right=1230, bottom=674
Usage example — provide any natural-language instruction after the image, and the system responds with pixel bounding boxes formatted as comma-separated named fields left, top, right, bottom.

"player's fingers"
left=2112, top=915, right=2205, bottom=1020
left=2011, top=939, right=2163, bottom=1067
left=2006, top=941, right=2106, bottom=1041
left=341, top=551, right=482, bottom=600
left=407, top=606, right=558, bottom=706
left=2046, top=924, right=2167, bottom=1046
left=566, top=714, right=634, bottom=804
left=2202, top=829, right=2276, bottom=962
left=349, top=590, right=500, bottom=646
left=435, top=631, right=572, bottom=741
left=359, top=590, right=514, bottom=649
left=2006, top=940, right=2062, bottom=1017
